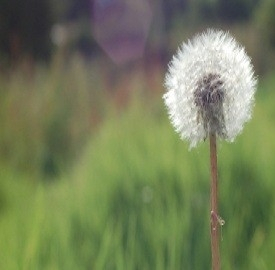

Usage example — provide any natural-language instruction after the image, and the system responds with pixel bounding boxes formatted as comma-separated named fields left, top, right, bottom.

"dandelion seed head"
left=163, top=29, right=257, bottom=148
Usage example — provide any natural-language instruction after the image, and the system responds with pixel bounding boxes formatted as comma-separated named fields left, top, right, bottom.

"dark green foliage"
left=186, top=0, right=259, bottom=23
left=256, top=0, right=275, bottom=47
left=0, top=0, right=52, bottom=61
left=216, top=0, right=259, bottom=21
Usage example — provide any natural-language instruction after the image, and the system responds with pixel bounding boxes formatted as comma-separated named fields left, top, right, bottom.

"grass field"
left=0, top=59, right=275, bottom=269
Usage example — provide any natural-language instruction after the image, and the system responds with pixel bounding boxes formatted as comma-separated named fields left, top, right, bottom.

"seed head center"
left=194, top=73, right=226, bottom=137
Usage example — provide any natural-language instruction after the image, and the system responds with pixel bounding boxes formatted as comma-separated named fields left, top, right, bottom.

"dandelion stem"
left=210, top=133, right=220, bottom=270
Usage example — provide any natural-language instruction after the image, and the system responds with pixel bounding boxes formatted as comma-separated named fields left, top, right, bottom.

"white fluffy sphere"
left=164, top=29, right=257, bottom=148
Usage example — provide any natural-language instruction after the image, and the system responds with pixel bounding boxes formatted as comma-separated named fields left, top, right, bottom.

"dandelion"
left=164, top=29, right=257, bottom=148
left=163, top=29, right=257, bottom=270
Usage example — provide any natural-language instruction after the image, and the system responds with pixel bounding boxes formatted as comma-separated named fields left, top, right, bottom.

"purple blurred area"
left=92, top=0, right=152, bottom=65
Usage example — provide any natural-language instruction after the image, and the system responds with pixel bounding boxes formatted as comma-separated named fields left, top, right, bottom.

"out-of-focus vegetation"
left=0, top=56, right=107, bottom=177
left=1, top=0, right=275, bottom=269
left=0, top=73, right=275, bottom=269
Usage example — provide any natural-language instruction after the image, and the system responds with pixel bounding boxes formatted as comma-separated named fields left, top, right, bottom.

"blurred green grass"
left=0, top=59, right=275, bottom=269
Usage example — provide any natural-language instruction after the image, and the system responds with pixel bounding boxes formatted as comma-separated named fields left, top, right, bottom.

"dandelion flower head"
left=163, top=29, right=257, bottom=148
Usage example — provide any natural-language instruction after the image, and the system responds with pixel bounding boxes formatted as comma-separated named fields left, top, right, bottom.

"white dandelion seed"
left=163, top=29, right=257, bottom=148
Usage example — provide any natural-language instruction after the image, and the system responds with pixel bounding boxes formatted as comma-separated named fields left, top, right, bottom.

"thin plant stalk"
left=210, top=133, right=220, bottom=270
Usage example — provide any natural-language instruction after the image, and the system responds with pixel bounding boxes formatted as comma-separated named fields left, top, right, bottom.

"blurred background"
left=0, top=0, right=275, bottom=269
